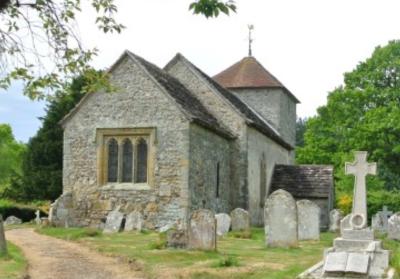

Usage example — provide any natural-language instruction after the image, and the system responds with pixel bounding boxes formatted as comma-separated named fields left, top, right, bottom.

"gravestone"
left=329, top=209, right=342, bottom=233
left=103, top=209, right=124, bottom=233
left=297, top=200, right=320, bottom=240
left=298, top=151, right=391, bottom=278
left=215, top=213, right=231, bottom=236
left=230, top=208, right=250, bottom=232
left=167, top=229, right=187, bottom=249
left=0, top=215, right=7, bottom=255
left=4, top=216, right=22, bottom=226
left=372, top=206, right=392, bottom=233
left=388, top=213, right=400, bottom=240
left=35, top=210, right=41, bottom=225
left=49, top=192, right=73, bottom=227
left=265, top=189, right=298, bottom=247
left=124, top=211, right=142, bottom=232
left=188, top=209, right=216, bottom=250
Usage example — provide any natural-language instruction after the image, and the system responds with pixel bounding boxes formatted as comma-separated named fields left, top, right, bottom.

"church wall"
left=188, top=124, right=231, bottom=214
left=247, top=127, right=291, bottom=225
left=166, top=60, right=249, bottom=211
left=232, top=88, right=296, bottom=147
left=62, top=55, right=191, bottom=229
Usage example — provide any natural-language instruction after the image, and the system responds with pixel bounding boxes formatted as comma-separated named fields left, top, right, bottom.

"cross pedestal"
left=345, top=151, right=376, bottom=229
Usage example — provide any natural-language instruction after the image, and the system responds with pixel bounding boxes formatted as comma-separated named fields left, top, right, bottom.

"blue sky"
left=0, top=83, right=45, bottom=143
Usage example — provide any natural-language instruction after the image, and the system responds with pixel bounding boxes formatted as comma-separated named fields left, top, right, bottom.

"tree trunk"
left=0, top=215, right=8, bottom=256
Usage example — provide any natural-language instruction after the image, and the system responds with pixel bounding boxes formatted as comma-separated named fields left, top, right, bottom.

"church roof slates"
left=269, top=165, right=334, bottom=199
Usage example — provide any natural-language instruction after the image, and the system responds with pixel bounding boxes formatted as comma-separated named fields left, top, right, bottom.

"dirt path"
left=6, top=228, right=145, bottom=279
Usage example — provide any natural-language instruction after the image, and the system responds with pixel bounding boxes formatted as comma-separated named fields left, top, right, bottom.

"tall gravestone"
left=265, top=189, right=298, bottom=247
left=298, top=151, right=391, bottom=279
left=297, top=200, right=320, bottom=241
left=188, top=209, right=216, bottom=250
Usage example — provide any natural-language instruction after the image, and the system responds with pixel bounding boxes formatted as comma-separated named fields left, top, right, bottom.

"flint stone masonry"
left=230, top=208, right=250, bottom=232
left=215, top=213, right=231, bottom=236
left=124, top=211, right=143, bottom=232
left=103, top=210, right=124, bottom=234
left=265, top=189, right=298, bottom=247
left=4, top=216, right=22, bottom=226
left=297, top=200, right=320, bottom=241
left=188, top=209, right=216, bottom=250
left=329, top=209, right=342, bottom=233
left=388, top=213, right=400, bottom=240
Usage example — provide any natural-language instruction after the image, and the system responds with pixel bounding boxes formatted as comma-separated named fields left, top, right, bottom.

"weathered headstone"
left=297, top=199, right=320, bottom=240
left=265, top=189, right=298, bottom=247
left=230, top=208, right=250, bottom=232
left=372, top=206, right=392, bottom=233
left=124, top=211, right=142, bottom=232
left=388, top=213, right=400, bottom=240
left=0, top=215, right=7, bottom=255
left=215, top=213, right=231, bottom=236
left=167, top=229, right=187, bottom=249
left=103, top=209, right=124, bottom=233
left=35, top=210, right=41, bottom=225
left=188, top=209, right=216, bottom=250
left=329, top=209, right=342, bottom=232
left=49, top=192, right=73, bottom=227
left=4, top=216, right=22, bottom=226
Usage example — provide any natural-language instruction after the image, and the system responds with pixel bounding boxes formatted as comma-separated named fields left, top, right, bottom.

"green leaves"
left=189, top=0, right=237, bottom=18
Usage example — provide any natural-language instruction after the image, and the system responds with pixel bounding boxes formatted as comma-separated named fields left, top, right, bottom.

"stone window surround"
left=96, top=127, right=156, bottom=190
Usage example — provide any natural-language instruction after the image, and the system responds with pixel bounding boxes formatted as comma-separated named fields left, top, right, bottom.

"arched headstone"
left=265, top=189, right=298, bottom=247
left=215, top=213, right=231, bottom=236
left=188, top=209, right=216, bottom=250
left=230, top=208, right=250, bottom=232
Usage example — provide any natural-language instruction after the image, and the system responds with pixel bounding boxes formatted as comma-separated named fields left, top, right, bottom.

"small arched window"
left=107, top=138, right=119, bottom=183
left=122, top=138, right=133, bottom=182
left=260, top=153, right=267, bottom=207
left=135, top=138, right=148, bottom=183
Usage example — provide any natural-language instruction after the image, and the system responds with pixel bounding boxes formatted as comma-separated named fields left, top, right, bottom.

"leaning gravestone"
left=298, top=151, right=391, bottom=279
left=4, top=216, right=22, bottom=226
left=265, top=189, right=298, bottom=247
left=215, top=213, right=231, bottom=236
left=0, top=215, right=7, bottom=255
left=297, top=200, right=320, bottom=240
left=388, top=213, right=400, bottom=240
left=188, top=209, right=216, bottom=250
left=124, top=211, right=142, bottom=232
left=230, top=208, right=250, bottom=232
left=103, top=209, right=124, bottom=234
left=329, top=209, right=342, bottom=232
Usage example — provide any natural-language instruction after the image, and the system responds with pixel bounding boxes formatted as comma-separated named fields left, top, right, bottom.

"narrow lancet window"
left=122, top=139, right=133, bottom=182
left=260, top=153, right=267, bottom=207
left=107, top=138, right=119, bottom=183
left=135, top=138, right=148, bottom=183
left=216, top=162, right=220, bottom=198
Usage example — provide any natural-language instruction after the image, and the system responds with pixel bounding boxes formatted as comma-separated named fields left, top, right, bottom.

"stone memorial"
left=215, top=213, right=231, bottom=236
left=167, top=229, right=187, bottom=249
left=124, top=211, right=143, bottom=232
left=265, top=189, right=298, bottom=247
left=230, top=208, right=250, bottom=232
left=297, top=199, right=320, bottom=241
left=328, top=209, right=342, bottom=233
left=388, top=213, right=400, bottom=240
left=103, top=209, right=124, bottom=234
left=298, top=151, right=391, bottom=279
left=49, top=192, right=73, bottom=227
left=372, top=206, right=392, bottom=233
left=188, top=209, right=216, bottom=250
left=4, top=216, right=22, bottom=226
left=35, top=210, right=41, bottom=225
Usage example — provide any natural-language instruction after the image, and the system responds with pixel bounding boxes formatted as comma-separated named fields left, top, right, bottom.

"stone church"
left=55, top=50, right=333, bottom=229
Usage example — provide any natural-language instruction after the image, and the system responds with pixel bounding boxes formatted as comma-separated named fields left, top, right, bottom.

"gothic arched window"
left=135, top=138, right=148, bottom=183
left=260, top=153, right=267, bottom=207
left=107, top=138, right=119, bottom=183
left=122, top=138, right=133, bottom=182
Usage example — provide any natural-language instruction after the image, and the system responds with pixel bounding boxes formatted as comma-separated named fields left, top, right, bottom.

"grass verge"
left=0, top=242, right=27, bottom=279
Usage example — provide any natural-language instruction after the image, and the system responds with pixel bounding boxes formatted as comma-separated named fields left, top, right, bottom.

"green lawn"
left=0, top=242, right=27, bottom=279
left=36, top=227, right=337, bottom=279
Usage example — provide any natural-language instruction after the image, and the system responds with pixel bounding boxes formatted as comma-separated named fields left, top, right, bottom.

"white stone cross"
left=345, top=151, right=376, bottom=229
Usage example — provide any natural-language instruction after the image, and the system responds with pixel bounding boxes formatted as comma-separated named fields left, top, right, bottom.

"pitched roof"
left=269, top=165, right=334, bottom=199
left=213, top=56, right=300, bottom=103
left=165, top=53, right=294, bottom=151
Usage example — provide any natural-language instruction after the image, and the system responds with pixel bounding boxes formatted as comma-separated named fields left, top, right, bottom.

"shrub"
left=0, top=199, right=47, bottom=222
left=214, top=255, right=239, bottom=268
left=337, top=194, right=352, bottom=216
left=148, top=232, right=167, bottom=250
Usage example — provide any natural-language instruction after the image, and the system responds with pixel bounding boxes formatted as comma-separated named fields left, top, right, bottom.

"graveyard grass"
left=0, top=242, right=27, bottom=279
left=37, top=227, right=336, bottom=279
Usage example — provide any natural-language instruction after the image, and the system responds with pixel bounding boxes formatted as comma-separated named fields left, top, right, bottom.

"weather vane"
left=248, top=24, right=254, bottom=56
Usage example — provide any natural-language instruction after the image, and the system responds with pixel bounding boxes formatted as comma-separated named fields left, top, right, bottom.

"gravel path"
left=6, top=228, right=144, bottom=279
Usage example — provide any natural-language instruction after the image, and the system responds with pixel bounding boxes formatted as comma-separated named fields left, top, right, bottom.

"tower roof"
left=213, top=56, right=300, bottom=103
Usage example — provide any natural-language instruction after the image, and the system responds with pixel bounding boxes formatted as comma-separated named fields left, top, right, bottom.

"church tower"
left=213, top=56, right=299, bottom=147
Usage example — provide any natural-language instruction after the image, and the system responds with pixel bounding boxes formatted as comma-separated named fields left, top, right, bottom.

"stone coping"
left=100, top=183, right=151, bottom=191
